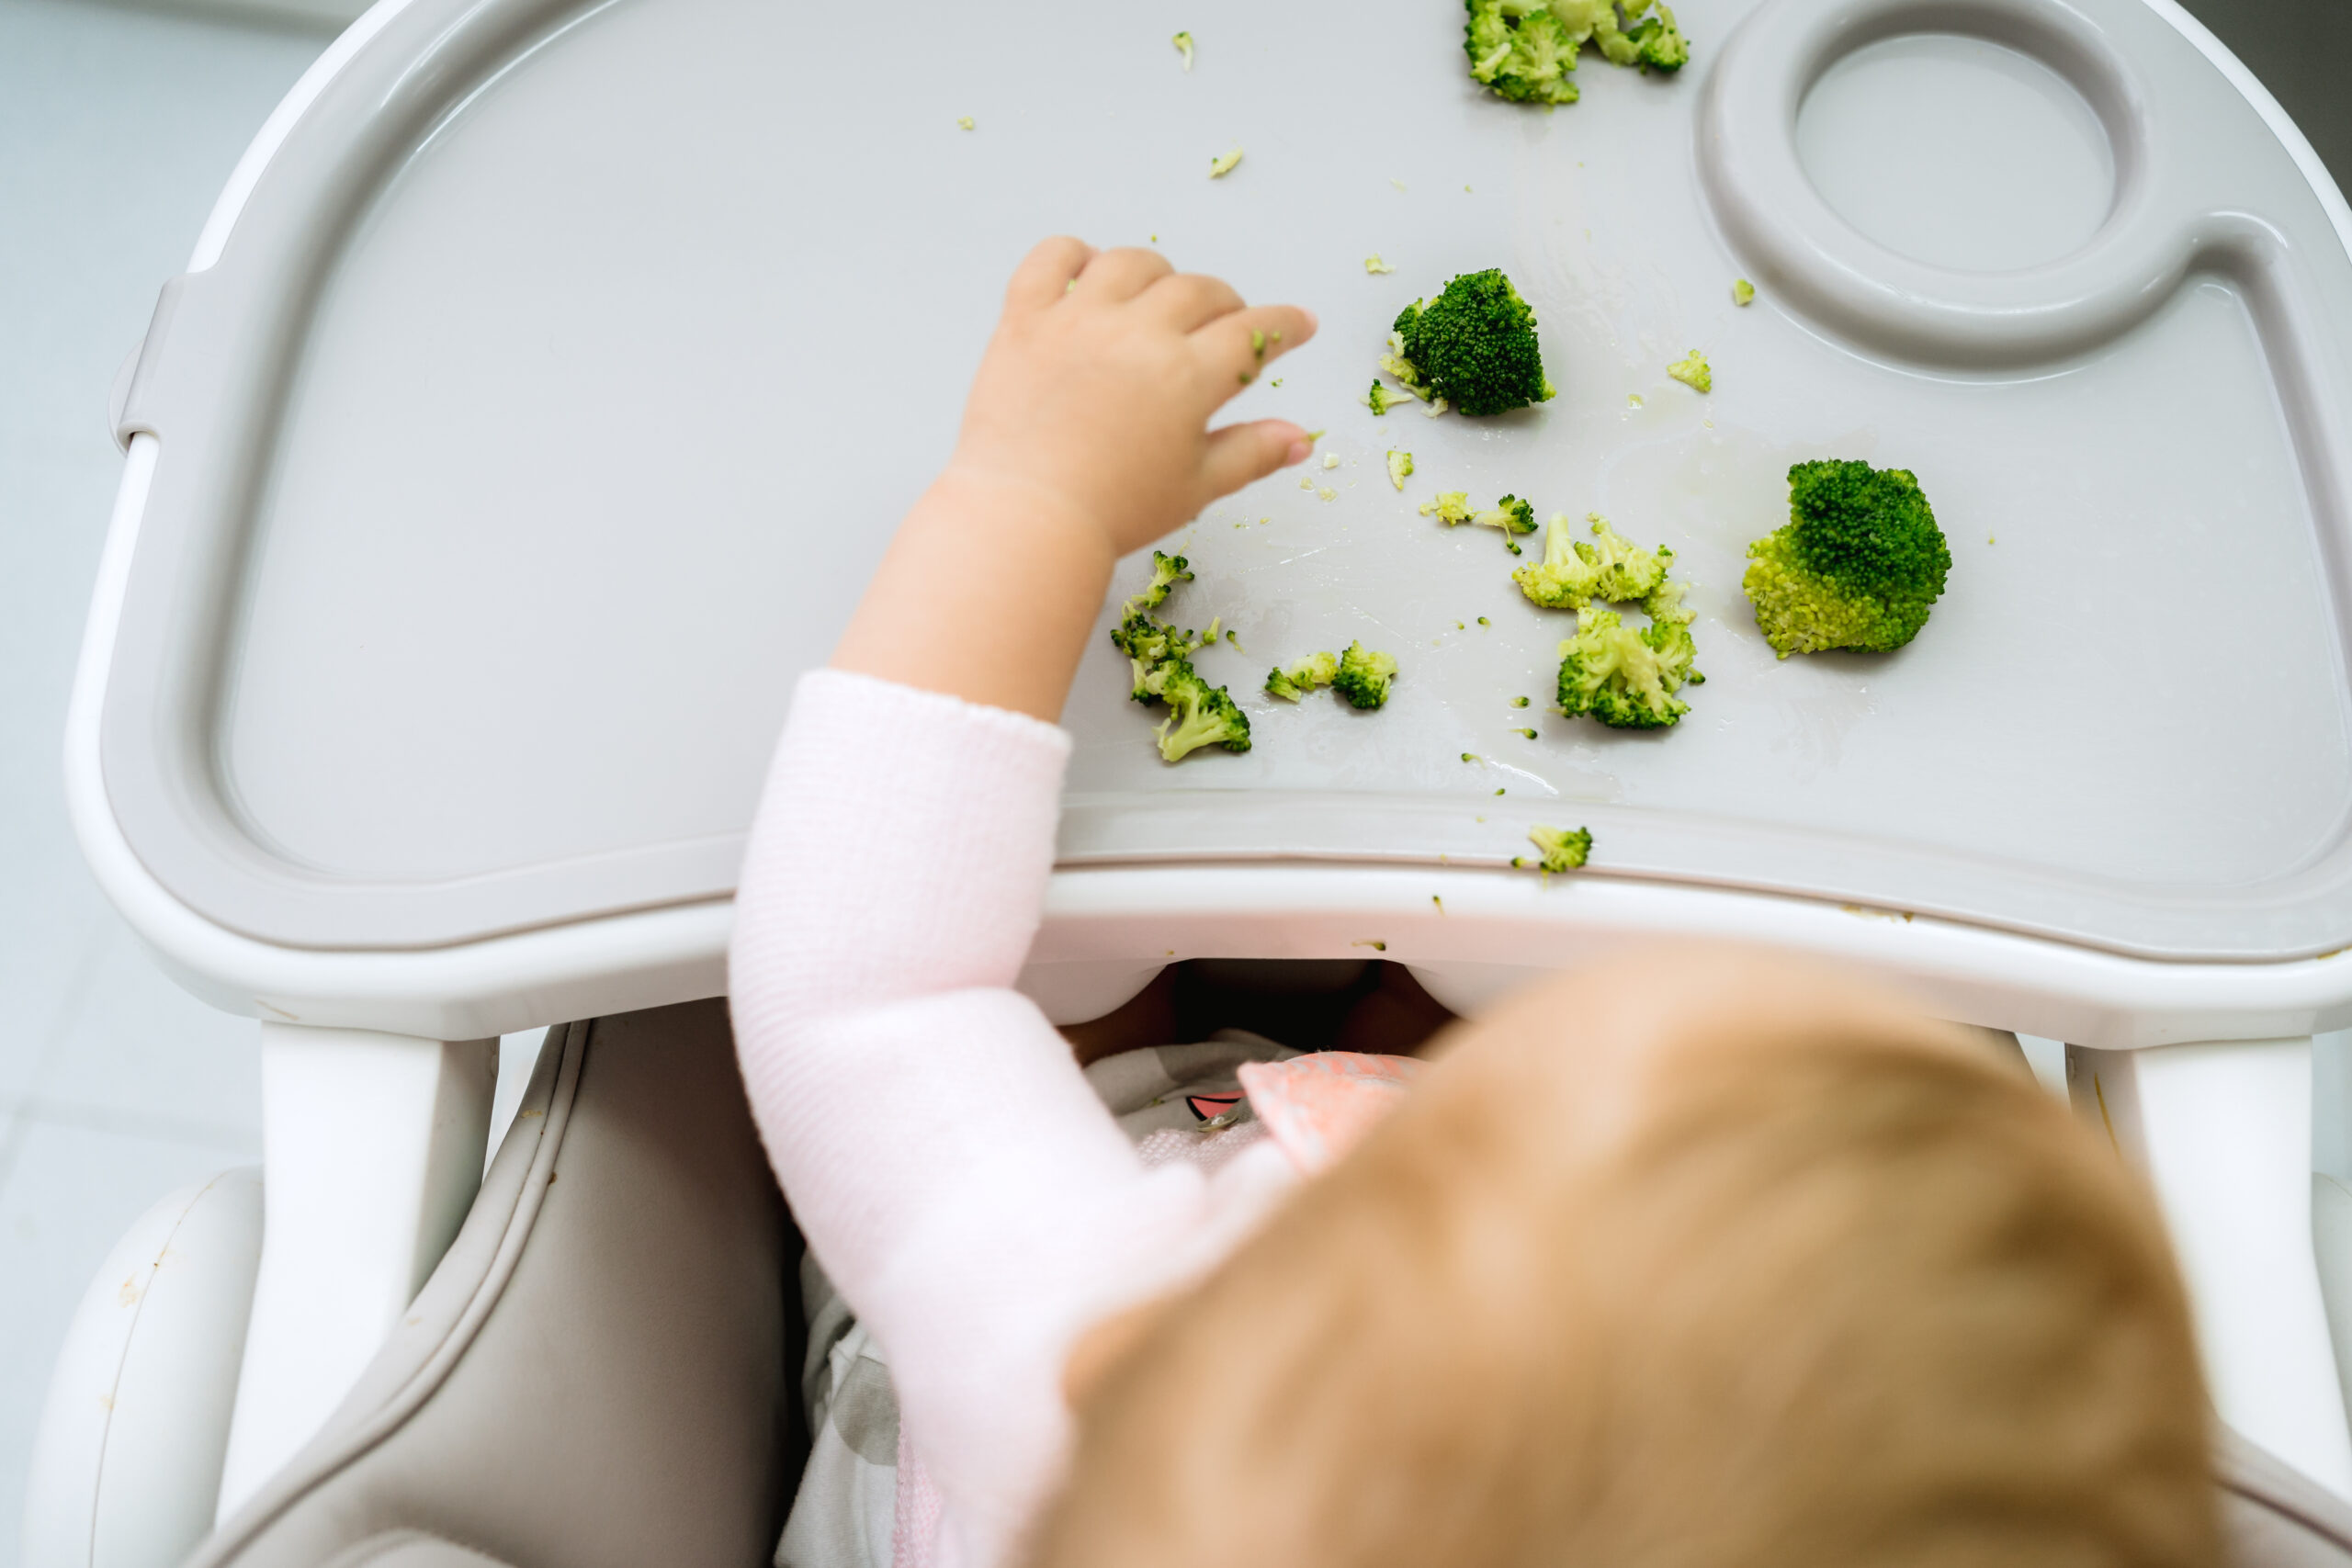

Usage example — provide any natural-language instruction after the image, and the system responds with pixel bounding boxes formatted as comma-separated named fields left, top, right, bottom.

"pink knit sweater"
left=729, top=671, right=1302, bottom=1568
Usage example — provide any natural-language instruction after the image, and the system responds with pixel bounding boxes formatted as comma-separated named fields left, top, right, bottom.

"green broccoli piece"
left=1387, top=450, right=1415, bottom=490
left=1556, top=607, right=1691, bottom=728
left=1473, top=494, right=1538, bottom=536
left=1122, top=549, right=1194, bottom=615
left=1266, top=650, right=1340, bottom=702
left=1641, top=579, right=1705, bottom=689
left=1388, top=270, right=1554, bottom=417
left=1332, top=641, right=1399, bottom=710
left=1419, top=491, right=1476, bottom=526
left=1111, top=613, right=1204, bottom=701
left=1464, top=0, right=1689, bottom=107
left=1742, top=459, right=1951, bottom=656
left=1513, top=512, right=1671, bottom=608
left=1512, top=824, right=1593, bottom=874
left=1151, top=659, right=1252, bottom=760
left=1172, top=29, right=1194, bottom=69
left=1667, top=349, right=1711, bottom=392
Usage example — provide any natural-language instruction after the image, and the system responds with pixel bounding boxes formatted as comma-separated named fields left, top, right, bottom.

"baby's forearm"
left=831, top=466, right=1116, bottom=723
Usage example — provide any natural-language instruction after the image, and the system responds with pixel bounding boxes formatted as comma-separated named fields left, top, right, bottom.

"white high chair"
left=29, top=0, right=2352, bottom=1557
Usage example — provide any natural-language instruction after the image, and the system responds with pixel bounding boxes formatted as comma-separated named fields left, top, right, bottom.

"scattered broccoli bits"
left=1172, top=29, right=1195, bottom=69
left=1265, top=651, right=1340, bottom=702
left=1109, top=553, right=1251, bottom=761
left=1513, top=824, right=1594, bottom=874
left=1377, top=269, right=1555, bottom=417
left=1365, top=254, right=1396, bottom=275
left=1209, top=146, right=1243, bottom=178
left=1667, top=349, right=1712, bottom=392
left=1513, top=512, right=1672, bottom=609
left=1733, top=278, right=1756, bottom=306
left=1333, top=642, right=1399, bottom=709
left=1387, top=450, right=1415, bottom=490
left=956, top=116, right=975, bottom=130
left=1464, top=0, right=1690, bottom=107
left=1742, top=459, right=1951, bottom=656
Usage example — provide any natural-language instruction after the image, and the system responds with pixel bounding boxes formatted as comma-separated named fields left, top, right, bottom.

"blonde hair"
left=1031, top=948, right=2216, bottom=1568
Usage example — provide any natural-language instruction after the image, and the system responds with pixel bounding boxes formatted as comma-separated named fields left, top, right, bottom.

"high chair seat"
left=187, top=1002, right=800, bottom=1568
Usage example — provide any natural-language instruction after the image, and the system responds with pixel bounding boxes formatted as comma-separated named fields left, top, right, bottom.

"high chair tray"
left=92, top=0, right=2352, bottom=962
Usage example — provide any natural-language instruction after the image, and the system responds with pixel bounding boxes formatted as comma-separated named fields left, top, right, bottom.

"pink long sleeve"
left=729, top=671, right=1294, bottom=1568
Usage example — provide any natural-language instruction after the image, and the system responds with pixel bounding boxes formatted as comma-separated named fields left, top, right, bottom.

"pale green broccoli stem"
left=1172, top=30, right=1194, bottom=69
left=1208, top=146, right=1243, bottom=178
left=1668, top=349, right=1712, bottom=392
left=1387, top=451, right=1414, bottom=490
left=1732, top=278, right=1755, bottom=306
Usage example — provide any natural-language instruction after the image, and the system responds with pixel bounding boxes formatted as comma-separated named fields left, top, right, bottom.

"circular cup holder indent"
left=1796, top=33, right=2117, bottom=274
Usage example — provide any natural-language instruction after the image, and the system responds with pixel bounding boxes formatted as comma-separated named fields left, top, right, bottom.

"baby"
left=729, top=239, right=2216, bottom=1568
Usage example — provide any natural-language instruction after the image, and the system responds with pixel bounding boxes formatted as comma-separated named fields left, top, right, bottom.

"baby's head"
left=1034, top=944, right=2216, bottom=1568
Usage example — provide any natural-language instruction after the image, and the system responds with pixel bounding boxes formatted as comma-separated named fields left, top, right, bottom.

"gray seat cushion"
left=2224, top=1426, right=2352, bottom=1566
left=191, top=1000, right=800, bottom=1568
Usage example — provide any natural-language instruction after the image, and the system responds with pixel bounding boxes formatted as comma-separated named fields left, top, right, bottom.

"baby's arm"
left=832, top=236, right=1316, bottom=718
left=730, top=239, right=1316, bottom=1553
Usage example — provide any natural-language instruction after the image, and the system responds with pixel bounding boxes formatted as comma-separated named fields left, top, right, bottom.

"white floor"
left=0, top=5, right=327, bottom=1557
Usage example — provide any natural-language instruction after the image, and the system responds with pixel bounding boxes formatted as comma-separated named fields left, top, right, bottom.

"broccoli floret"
left=1172, top=29, right=1194, bottom=69
left=1641, top=579, right=1706, bottom=689
left=1474, top=493, right=1538, bottom=536
left=1667, top=349, right=1712, bottom=392
left=1556, top=607, right=1691, bottom=728
left=1122, top=549, right=1194, bottom=615
left=1265, top=650, right=1340, bottom=702
left=1513, top=512, right=1670, bottom=608
left=1464, top=0, right=1690, bottom=107
left=1742, top=459, right=1951, bottom=656
left=1419, top=490, right=1476, bottom=526
left=1365, top=254, right=1396, bottom=275
left=1512, top=824, right=1593, bottom=874
left=1387, top=450, right=1415, bottom=490
left=1388, top=270, right=1554, bottom=417
left=1332, top=641, right=1399, bottom=710
left=1111, top=614, right=1204, bottom=701
left=1152, top=660, right=1253, bottom=760
left=1363, top=377, right=1424, bottom=416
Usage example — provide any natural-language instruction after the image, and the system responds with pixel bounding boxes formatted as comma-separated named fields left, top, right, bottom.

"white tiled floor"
left=0, top=4, right=329, bottom=1556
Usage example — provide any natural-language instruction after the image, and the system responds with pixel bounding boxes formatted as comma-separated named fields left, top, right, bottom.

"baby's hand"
left=944, top=237, right=1318, bottom=557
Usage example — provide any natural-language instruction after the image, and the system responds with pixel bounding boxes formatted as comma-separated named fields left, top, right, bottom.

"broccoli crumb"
left=1511, top=695, right=1530, bottom=706
left=1512, top=824, right=1593, bottom=876
left=1271, top=378, right=1282, bottom=388
left=1352, top=940, right=1389, bottom=951
left=1306, top=428, right=1326, bottom=441
left=1494, top=788, right=1505, bottom=795
left=1421, top=491, right=1475, bottom=526
left=1251, top=329, right=1267, bottom=359
left=1461, top=751, right=1480, bottom=763
left=1365, top=254, right=1396, bottom=275
left=1299, top=475, right=1315, bottom=490
left=1628, top=393, right=1644, bottom=408
left=1387, top=450, right=1415, bottom=490
left=1733, top=278, right=1756, bottom=306
left=1323, top=452, right=1340, bottom=469
left=1317, top=485, right=1339, bottom=502
left=1516, top=728, right=1537, bottom=739
left=1433, top=895, right=1446, bottom=912
left=956, top=116, right=975, bottom=130
left=1172, top=30, right=1194, bottom=69
left=1478, top=616, right=1491, bottom=626
left=1209, top=146, right=1243, bottom=178
left=1667, top=350, right=1712, bottom=393
left=1238, top=371, right=1253, bottom=386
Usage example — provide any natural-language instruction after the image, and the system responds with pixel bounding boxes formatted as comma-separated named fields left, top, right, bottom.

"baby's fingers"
left=1199, top=420, right=1315, bottom=502
left=1194, top=305, right=1317, bottom=396
left=1003, top=236, right=1096, bottom=311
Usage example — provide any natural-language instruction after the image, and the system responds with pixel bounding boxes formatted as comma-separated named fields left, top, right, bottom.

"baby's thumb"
left=1200, top=421, right=1312, bottom=501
